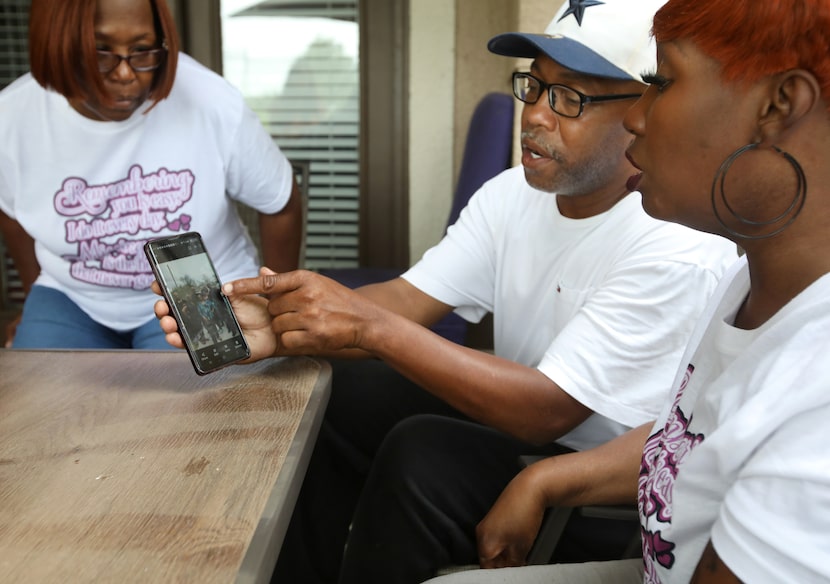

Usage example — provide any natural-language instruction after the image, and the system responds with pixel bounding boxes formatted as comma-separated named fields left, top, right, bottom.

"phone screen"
left=144, top=232, right=250, bottom=375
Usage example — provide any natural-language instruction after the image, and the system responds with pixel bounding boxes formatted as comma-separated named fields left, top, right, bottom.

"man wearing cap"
left=154, top=1, right=735, bottom=582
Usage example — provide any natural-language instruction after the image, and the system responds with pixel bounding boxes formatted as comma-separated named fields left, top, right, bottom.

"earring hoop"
left=711, top=143, right=806, bottom=240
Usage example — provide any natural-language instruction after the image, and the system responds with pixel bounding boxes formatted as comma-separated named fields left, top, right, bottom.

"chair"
left=319, top=92, right=515, bottom=344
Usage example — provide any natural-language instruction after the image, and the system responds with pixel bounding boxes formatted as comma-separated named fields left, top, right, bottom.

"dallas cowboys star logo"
left=558, top=0, right=605, bottom=26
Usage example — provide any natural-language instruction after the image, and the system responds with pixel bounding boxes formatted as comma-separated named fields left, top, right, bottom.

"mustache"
left=521, top=130, right=564, bottom=163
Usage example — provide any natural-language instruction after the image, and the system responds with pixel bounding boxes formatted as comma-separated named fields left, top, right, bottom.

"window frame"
left=173, top=0, right=410, bottom=269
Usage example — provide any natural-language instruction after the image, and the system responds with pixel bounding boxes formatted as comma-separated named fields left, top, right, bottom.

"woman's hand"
left=476, top=465, right=547, bottom=568
left=476, top=425, right=649, bottom=569
left=3, top=312, right=21, bottom=348
left=152, top=267, right=278, bottom=362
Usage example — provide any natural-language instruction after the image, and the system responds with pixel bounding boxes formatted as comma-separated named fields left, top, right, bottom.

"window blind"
left=0, top=0, right=30, bottom=308
left=222, top=0, right=361, bottom=269
left=0, top=1, right=362, bottom=311
left=0, top=0, right=28, bottom=86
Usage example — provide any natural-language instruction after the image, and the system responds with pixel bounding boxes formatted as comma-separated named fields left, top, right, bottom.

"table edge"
left=234, top=357, right=332, bottom=584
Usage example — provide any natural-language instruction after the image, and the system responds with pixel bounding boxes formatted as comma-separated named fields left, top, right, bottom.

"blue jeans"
left=12, top=285, right=174, bottom=350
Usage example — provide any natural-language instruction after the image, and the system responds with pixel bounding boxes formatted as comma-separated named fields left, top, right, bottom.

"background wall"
left=170, top=0, right=565, bottom=265
left=408, top=0, right=563, bottom=262
left=408, top=1, right=456, bottom=263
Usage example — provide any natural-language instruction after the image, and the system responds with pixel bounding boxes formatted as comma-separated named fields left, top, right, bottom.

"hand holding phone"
left=144, top=232, right=250, bottom=375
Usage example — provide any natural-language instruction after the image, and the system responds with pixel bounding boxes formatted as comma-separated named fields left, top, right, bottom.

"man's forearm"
left=362, top=310, right=593, bottom=445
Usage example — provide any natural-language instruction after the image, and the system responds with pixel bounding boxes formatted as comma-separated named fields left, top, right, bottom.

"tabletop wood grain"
left=0, top=350, right=331, bottom=583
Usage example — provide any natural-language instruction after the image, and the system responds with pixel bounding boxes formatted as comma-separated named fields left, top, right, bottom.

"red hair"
left=653, top=0, right=830, bottom=105
left=28, top=0, right=179, bottom=108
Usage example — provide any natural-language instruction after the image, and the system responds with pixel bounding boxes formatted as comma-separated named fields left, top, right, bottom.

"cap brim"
left=487, top=32, right=635, bottom=81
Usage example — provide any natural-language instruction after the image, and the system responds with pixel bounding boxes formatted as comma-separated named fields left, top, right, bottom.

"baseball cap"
left=487, top=0, right=667, bottom=82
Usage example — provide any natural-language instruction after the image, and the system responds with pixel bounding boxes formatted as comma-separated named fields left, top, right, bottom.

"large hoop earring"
left=711, top=143, right=806, bottom=240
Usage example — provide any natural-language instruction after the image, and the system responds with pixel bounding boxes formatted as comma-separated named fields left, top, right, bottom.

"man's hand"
left=225, top=269, right=386, bottom=356
left=152, top=267, right=278, bottom=362
left=475, top=466, right=547, bottom=568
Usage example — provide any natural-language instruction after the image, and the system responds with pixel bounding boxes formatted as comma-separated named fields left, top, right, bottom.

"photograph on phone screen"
left=157, top=255, right=241, bottom=351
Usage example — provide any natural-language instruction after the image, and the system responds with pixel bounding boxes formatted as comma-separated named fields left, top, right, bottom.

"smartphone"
left=144, top=232, right=250, bottom=375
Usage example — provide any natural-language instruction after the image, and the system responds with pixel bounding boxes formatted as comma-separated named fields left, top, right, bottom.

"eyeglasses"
left=512, top=72, right=642, bottom=118
left=96, top=47, right=167, bottom=74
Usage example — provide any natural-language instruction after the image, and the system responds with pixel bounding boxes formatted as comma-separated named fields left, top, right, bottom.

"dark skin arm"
left=0, top=211, right=38, bottom=292
left=0, top=211, right=39, bottom=347
left=154, top=269, right=449, bottom=360
left=258, top=178, right=304, bottom=272
left=154, top=267, right=592, bottom=444
left=476, top=423, right=649, bottom=568
left=477, top=426, right=748, bottom=576
left=224, top=269, right=592, bottom=444
left=691, top=541, right=743, bottom=583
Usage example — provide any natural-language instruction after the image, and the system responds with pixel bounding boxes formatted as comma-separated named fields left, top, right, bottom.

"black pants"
left=271, top=359, right=568, bottom=584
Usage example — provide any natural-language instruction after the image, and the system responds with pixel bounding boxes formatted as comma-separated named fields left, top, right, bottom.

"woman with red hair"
left=0, top=0, right=303, bottom=349
left=426, top=0, right=830, bottom=582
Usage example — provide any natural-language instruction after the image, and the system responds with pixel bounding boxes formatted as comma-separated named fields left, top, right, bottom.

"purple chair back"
left=320, top=92, right=515, bottom=345
left=446, top=92, right=515, bottom=230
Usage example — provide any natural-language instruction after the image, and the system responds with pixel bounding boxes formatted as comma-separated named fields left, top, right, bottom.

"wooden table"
left=0, top=350, right=331, bottom=583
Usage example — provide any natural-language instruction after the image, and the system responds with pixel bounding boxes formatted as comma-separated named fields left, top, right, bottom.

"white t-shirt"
left=640, top=256, right=830, bottom=583
left=0, top=53, right=293, bottom=330
left=403, top=166, right=738, bottom=451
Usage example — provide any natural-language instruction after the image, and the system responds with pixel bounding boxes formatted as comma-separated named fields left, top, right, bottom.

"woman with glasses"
left=426, top=0, right=830, bottom=582
left=0, top=0, right=303, bottom=349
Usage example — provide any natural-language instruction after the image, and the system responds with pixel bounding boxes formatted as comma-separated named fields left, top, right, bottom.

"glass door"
left=221, top=0, right=360, bottom=269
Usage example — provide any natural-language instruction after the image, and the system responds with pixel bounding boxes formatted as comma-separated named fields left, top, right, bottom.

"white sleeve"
left=225, top=101, right=293, bottom=214
left=711, top=402, right=830, bottom=583
left=402, top=183, right=500, bottom=323
left=538, top=257, right=723, bottom=427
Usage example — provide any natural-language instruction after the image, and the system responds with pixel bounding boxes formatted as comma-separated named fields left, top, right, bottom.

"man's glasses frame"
left=512, top=71, right=642, bottom=118
left=96, top=46, right=168, bottom=75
